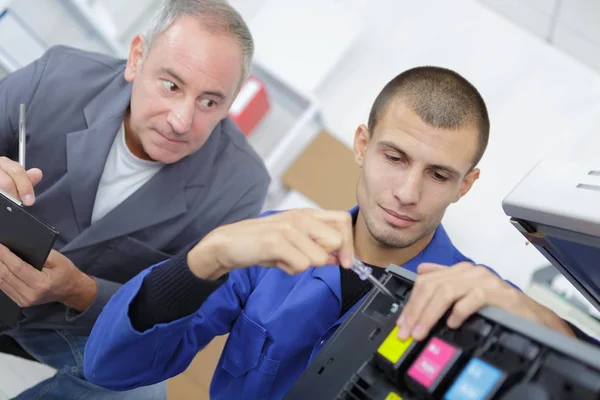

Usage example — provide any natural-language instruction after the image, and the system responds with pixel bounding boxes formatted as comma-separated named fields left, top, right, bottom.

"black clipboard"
left=0, top=191, right=58, bottom=327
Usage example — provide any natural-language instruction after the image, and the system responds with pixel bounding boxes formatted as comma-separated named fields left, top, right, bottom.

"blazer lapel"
left=65, top=71, right=133, bottom=233
left=61, top=74, right=130, bottom=252
left=66, top=114, right=123, bottom=235
left=63, top=162, right=189, bottom=252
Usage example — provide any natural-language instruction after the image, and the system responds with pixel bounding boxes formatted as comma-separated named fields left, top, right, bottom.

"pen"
left=18, top=104, right=26, bottom=168
left=351, top=257, right=397, bottom=301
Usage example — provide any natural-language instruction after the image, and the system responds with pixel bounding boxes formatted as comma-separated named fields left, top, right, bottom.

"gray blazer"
left=0, top=46, right=270, bottom=334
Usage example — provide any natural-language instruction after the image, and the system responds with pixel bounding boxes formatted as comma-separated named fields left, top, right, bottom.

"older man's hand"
left=0, top=245, right=97, bottom=312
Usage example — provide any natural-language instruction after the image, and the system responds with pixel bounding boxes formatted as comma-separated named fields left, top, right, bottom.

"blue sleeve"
left=565, top=320, right=600, bottom=346
left=83, top=257, right=259, bottom=391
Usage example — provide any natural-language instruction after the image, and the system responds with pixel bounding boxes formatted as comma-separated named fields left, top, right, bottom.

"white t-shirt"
left=91, top=124, right=163, bottom=223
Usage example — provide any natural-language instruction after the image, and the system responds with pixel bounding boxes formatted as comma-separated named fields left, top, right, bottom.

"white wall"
left=231, top=0, right=600, bottom=289
left=479, top=0, right=600, bottom=71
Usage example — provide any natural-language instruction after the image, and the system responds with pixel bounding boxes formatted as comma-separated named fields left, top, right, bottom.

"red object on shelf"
left=228, top=75, right=270, bottom=136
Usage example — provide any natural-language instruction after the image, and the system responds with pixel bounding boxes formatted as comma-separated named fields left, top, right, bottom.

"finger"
left=0, top=244, right=40, bottom=285
left=278, top=209, right=353, bottom=267
left=325, top=254, right=340, bottom=265
left=0, top=157, right=35, bottom=205
left=404, top=264, right=504, bottom=340
left=44, top=249, right=62, bottom=266
left=293, top=214, right=346, bottom=256
left=416, top=262, right=446, bottom=275
left=0, top=270, right=27, bottom=306
left=0, top=170, right=18, bottom=199
left=447, top=288, right=486, bottom=329
left=275, top=260, right=295, bottom=276
left=281, top=224, right=333, bottom=267
left=263, top=236, right=312, bottom=275
left=407, top=283, right=465, bottom=340
left=397, top=263, right=473, bottom=340
left=0, top=260, right=31, bottom=306
left=397, top=276, right=438, bottom=340
left=311, top=210, right=354, bottom=268
left=26, top=168, right=43, bottom=187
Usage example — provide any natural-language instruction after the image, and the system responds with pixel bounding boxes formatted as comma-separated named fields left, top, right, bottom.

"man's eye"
left=384, top=154, right=402, bottom=163
left=200, top=98, right=217, bottom=108
left=161, top=80, right=178, bottom=91
left=432, top=171, right=449, bottom=182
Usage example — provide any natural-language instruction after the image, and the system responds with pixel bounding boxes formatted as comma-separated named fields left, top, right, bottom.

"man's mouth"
left=380, top=206, right=419, bottom=228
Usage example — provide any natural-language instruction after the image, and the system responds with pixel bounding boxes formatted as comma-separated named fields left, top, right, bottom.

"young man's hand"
left=186, top=209, right=355, bottom=280
left=396, top=262, right=575, bottom=341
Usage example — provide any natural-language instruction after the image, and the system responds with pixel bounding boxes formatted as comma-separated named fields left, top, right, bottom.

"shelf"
left=246, top=61, right=323, bottom=210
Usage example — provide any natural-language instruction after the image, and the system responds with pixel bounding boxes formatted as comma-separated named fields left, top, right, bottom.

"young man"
left=83, top=66, right=577, bottom=399
left=0, top=0, right=268, bottom=398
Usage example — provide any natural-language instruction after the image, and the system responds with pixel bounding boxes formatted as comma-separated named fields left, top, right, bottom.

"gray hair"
left=143, top=0, right=254, bottom=83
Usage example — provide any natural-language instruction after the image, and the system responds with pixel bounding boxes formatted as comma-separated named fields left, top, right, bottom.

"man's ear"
left=454, top=168, right=480, bottom=203
left=124, top=35, right=145, bottom=83
left=354, top=124, right=371, bottom=168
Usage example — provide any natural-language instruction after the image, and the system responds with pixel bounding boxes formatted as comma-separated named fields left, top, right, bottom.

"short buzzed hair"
left=368, top=66, right=490, bottom=169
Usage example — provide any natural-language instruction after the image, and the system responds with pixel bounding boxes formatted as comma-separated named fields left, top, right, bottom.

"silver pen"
left=0, top=105, right=26, bottom=205
left=18, top=103, right=26, bottom=168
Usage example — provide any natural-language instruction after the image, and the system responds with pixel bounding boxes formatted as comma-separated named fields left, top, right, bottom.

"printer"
left=285, top=160, right=600, bottom=400
left=502, top=160, right=600, bottom=317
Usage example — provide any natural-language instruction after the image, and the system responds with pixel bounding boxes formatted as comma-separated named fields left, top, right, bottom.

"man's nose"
left=393, top=169, right=422, bottom=205
left=167, top=99, right=194, bottom=134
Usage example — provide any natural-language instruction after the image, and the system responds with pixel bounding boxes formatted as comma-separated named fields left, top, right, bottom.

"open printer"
left=285, top=160, right=600, bottom=400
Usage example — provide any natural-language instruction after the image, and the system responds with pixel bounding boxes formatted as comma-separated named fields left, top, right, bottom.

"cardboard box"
left=167, top=335, right=227, bottom=399
left=167, top=373, right=209, bottom=400
left=282, top=130, right=359, bottom=211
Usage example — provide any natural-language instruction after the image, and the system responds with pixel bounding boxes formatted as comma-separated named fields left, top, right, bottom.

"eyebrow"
left=378, top=140, right=461, bottom=176
left=160, top=67, right=226, bottom=100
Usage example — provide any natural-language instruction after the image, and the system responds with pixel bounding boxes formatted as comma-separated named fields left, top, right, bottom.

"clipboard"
left=0, top=191, right=58, bottom=327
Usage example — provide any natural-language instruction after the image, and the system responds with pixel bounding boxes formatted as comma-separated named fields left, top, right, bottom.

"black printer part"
left=362, top=275, right=411, bottom=323
left=477, top=331, right=540, bottom=376
left=285, top=265, right=600, bottom=400
left=497, top=383, right=550, bottom=400
left=532, top=352, right=600, bottom=400
left=437, top=317, right=494, bottom=351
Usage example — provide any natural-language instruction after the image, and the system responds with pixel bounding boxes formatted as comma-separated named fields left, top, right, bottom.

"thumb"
left=44, top=250, right=60, bottom=267
left=416, top=262, right=446, bottom=275
left=26, top=168, right=43, bottom=187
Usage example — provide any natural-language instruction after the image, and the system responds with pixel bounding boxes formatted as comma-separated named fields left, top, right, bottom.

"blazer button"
left=320, top=340, right=326, bottom=346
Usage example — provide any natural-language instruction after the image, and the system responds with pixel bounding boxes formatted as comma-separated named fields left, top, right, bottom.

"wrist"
left=544, top=310, right=576, bottom=337
left=63, top=272, right=98, bottom=312
left=534, top=300, right=576, bottom=337
left=187, top=234, right=229, bottom=280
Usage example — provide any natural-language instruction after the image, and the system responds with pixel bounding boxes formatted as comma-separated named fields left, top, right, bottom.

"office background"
left=0, top=0, right=599, bottom=398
